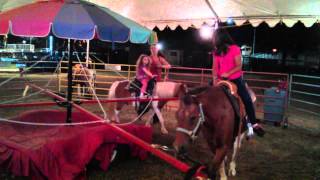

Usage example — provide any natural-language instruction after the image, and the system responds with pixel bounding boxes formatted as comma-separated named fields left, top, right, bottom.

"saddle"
left=129, top=77, right=157, bottom=114
left=146, top=77, right=157, bottom=96
left=128, top=78, right=142, bottom=97
left=216, top=80, right=246, bottom=120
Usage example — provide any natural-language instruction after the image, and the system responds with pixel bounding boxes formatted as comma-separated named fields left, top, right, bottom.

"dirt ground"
left=0, top=73, right=319, bottom=180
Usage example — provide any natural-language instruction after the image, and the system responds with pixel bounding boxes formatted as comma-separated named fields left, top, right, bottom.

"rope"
left=0, top=54, right=65, bottom=105
left=74, top=52, right=108, bottom=120
left=0, top=117, right=106, bottom=126
left=0, top=54, right=51, bottom=87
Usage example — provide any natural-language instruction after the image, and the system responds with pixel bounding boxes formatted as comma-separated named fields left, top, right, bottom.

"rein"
left=176, top=103, right=205, bottom=141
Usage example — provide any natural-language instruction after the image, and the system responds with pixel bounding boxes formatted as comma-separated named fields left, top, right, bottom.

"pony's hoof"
left=220, top=176, right=227, bottom=180
left=228, top=168, right=236, bottom=176
left=228, top=162, right=237, bottom=176
left=161, top=128, right=168, bottom=134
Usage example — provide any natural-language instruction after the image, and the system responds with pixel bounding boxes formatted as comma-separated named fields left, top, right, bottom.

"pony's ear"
left=178, top=83, right=188, bottom=98
left=183, top=84, right=189, bottom=93
left=182, top=93, right=199, bottom=106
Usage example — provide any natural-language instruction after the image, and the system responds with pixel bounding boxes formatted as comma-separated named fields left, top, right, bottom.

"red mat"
left=0, top=110, right=152, bottom=179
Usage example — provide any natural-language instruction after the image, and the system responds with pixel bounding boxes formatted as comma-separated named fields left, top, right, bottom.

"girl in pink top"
left=136, top=54, right=155, bottom=96
left=212, top=28, right=265, bottom=137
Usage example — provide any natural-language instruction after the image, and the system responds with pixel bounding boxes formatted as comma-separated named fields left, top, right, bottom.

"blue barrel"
left=263, top=87, right=286, bottom=122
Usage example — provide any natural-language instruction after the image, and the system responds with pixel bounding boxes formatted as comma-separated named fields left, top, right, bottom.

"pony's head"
left=173, top=89, right=203, bottom=155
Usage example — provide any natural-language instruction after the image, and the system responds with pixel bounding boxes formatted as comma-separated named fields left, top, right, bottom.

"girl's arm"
left=142, top=67, right=155, bottom=78
left=159, top=57, right=171, bottom=69
left=221, top=55, right=242, bottom=78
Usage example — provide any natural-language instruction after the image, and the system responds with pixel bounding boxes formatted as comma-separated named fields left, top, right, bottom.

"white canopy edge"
left=91, top=0, right=320, bottom=30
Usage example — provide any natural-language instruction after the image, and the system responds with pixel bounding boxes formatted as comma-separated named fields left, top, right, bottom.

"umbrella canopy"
left=0, top=0, right=153, bottom=44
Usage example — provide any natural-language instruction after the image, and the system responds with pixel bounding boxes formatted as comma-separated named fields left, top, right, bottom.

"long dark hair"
left=212, top=28, right=235, bottom=56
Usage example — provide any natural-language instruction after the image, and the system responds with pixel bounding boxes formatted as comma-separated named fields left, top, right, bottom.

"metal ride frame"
left=0, top=82, right=206, bottom=179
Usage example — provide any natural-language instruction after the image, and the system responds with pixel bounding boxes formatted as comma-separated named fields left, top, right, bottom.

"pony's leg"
left=145, top=109, right=154, bottom=127
left=151, top=99, right=168, bottom=134
left=113, top=103, right=124, bottom=123
left=208, top=146, right=229, bottom=180
left=228, top=133, right=245, bottom=176
left=77, top=84, right=81, bottom=97
left=218, top=159, right=227, bottom=180
left=114, top=109, right=120, bottom=123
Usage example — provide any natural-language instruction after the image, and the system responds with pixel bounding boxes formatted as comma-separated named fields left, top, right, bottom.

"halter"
left=176, top=103, right=205, bottom=141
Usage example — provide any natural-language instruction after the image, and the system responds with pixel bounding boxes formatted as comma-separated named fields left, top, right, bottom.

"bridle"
left=176, top=103, right=206, bottom=141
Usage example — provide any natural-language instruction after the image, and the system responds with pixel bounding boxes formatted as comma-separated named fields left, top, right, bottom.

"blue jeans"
left=231, top=77, right=257, bottom=124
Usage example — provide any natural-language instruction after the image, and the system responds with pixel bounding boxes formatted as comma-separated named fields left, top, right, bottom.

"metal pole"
left=288, top=74, right=292, bottom=106
left=66, top=39, right=73, bottom=123
left=86, top=40, right=90, bottom=67
left=252, top=28, right=256, bottom=55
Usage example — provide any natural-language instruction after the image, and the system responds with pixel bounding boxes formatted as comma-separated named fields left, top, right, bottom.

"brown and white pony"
left=73, top=64, right=96, bottom=97
left=173, top=85, right=247, bottom=180
left=108, top=80, right=186, bottom=134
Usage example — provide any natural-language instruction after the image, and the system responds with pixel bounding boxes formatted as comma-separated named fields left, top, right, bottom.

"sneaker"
left=253, top=123, right=265, bottom=137
left=247, top=126, right=254, bottom=137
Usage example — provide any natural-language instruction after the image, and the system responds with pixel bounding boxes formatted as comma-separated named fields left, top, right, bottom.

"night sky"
left=156, top=21, right=320, bottom=54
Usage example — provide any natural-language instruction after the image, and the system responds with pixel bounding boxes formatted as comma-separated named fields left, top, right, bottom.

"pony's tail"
left=107, top=81, right=119, bottom=121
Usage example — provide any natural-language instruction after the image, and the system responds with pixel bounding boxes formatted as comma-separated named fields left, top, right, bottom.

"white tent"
left=92, top=0, right=320, bottom=30
left=2, top=0, right=319, bottom=30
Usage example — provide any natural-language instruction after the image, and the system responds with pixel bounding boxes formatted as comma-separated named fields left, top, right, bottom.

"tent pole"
left=252, top=28, right=256, bottom=55
left=86, top=40, right=90, bottom=67
left=205, top=0, right=221, bottom=22
left=66, top=38, right=73, bottom=123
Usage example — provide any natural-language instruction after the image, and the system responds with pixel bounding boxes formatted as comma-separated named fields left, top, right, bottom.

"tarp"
left=92, top=0, right=320, bottom=29
left=0, top=110, right=152, bottom=179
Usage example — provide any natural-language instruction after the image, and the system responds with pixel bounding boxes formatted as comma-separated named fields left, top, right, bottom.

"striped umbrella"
left=0, top=0, right=155, bottom=44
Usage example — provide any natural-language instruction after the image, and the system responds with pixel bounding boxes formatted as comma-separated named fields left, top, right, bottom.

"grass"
left=0, top=73, right=319, bottom=180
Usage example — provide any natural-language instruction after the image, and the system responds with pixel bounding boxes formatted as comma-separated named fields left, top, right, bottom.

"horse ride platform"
left=0, top=110, right=152, bottom=179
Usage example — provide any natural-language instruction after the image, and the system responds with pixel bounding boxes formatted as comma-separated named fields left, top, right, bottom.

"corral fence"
left=58, top=62, right=289, bottom=123
left=289, top=74, right=320, bottom=117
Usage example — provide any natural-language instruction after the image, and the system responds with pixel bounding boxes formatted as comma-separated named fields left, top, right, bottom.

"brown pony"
left=173, top=85, right=247, bottom=180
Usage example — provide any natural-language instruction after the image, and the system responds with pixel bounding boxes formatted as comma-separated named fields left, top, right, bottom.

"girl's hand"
left=162, top=65, right=171, bottom=69
left=221, top=73, right=229, bottom=79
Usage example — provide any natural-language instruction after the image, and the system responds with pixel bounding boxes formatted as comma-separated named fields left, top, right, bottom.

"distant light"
left=156, top=43, right=163, bottom=50
left=272, top=48, right=277, bottom=53
left=226, top=18, right=234, bottom=25
left=200, top=24, right=214, bottom=40
left=49, top=36, right=53, bottom=55
left=22, top=40, right=26, bottom=44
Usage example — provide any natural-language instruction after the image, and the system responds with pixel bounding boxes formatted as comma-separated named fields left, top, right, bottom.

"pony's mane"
left=182, top=86, right=210, bottom=105
left=188, top=86, right=210, bottom=95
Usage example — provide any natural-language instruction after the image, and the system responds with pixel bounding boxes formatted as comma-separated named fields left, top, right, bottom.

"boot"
left=252, top=123, right=265, bottom=137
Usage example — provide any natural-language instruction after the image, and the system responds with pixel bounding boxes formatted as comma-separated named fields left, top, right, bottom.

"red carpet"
left=0, top=110, right=152, bottom=179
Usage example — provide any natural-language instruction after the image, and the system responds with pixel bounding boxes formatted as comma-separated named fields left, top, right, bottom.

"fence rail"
left=289, top=74, right=320, bottom=116
left=57, top=61, right=290, bottom=122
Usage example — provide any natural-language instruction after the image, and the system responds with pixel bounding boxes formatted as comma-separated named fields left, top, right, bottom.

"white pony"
left=108, top=80, right=186, bottom=134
